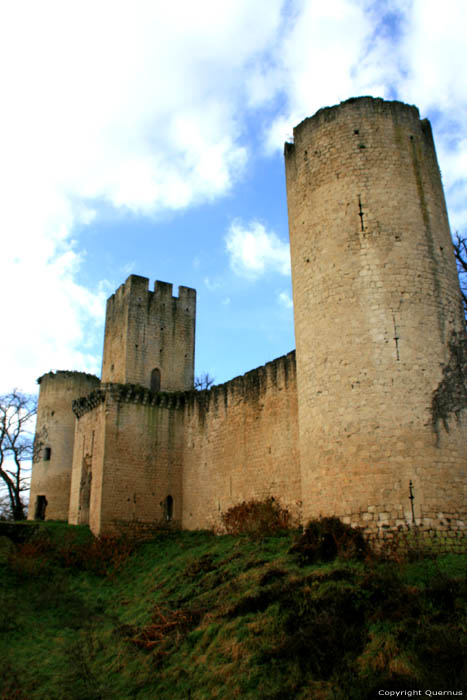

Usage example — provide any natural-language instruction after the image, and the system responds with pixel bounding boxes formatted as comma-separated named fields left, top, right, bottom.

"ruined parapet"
left=72, top=382, right=188, bottom=418
left=29, top=371, right=100, bottom=521
left=285, top=97, right=467, bottom=535
left=184, top=351, right=296, bottom=421
left=101, top=275, right=196, bottom=392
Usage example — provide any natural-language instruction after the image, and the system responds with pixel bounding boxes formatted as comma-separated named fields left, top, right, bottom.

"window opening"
left=44, top=447, right=51, bottom=461
left=150, top=368, right=161, bottom=393
left=164, top=495, right=173, bottom=522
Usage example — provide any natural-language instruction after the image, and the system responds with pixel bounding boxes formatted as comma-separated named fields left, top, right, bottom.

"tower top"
left=108, top=274, right=196, bottom=305
left=285, top=97, right=424, bottom=155
left=101, top=275, right=196, bottom=391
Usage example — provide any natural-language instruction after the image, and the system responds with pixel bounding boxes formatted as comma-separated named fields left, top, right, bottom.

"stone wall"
left=285, top=96, right=467, bottom=535
left=68, top=354, right=299, bottom=536
left=182, top=352, right=300, bottom=531
left=98, top=387, right=185, bottom=532
left=70, top=384, right=185, bottom=534
left=69, top=394, right=106, bottom=528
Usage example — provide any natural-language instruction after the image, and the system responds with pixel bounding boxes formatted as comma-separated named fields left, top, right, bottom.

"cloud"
left=204, top=277, right=222, bottom=292
left=226, top=220, right=290, bottom=278
left=0, top=0, right=285, bottom=392
left=2, top=0, right=467, bottom=393
left=394, top=0, right=467, bottom=231
left=1, top=0, right=285, bottom=216
left=0, top=169, right=109, bottom=392
left=252, top=0, right=376, bottom=151
left=251, top=0, right=467, bottom=230
left=278, top=291, right=293, bottom=309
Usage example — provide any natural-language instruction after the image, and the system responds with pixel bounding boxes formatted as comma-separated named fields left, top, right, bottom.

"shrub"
left=124, top=605, right=201, bottom=663
left=290, top=516, right=370, bottom=564
left=221, top=497, right=291, bottom=536
left=58, top=534, right=134, bottom=575
left=7, top=531, right=134, bottom=578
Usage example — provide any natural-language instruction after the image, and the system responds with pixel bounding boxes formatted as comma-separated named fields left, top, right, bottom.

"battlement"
left=186, top=351, right=296, bottom=419
left=107, top=275, right=196, bottom=308
left=105, top=275, right=196, bottom=315
left=72, top=382, right=188, bottom=418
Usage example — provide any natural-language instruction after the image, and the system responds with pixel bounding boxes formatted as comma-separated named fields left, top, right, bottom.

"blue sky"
left=1, top=0, right=467, bottom=394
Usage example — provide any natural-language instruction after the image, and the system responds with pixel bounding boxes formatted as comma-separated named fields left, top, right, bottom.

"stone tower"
left=28, top=371, right=100, bottom=521
left=101, top=275, right=196, bottom=392
left=285, top=97, right=467, bottom=535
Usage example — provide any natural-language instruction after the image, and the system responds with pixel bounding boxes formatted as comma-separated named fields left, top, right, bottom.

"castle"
left=29, top=97, right=467, bottom=540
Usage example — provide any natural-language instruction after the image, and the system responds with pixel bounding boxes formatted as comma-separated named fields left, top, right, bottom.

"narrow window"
left=34, top=495, right=47, bottom=520
left=44, top=447, right=51, bottom=461
left=164, top=495, right=173, bottom=522
left=150, top=368, right=161, bottom=393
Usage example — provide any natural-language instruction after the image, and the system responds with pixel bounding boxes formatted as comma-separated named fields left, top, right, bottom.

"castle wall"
left=28, top=97, right=467, bottom=544
left=181, top=352, right=300, bottom=531
left=285, top=97, right=467, bottom=535
left=69, top=397, right=106, bottom=526
left=70, top=385, right=185, bottom=535
left=101, top=275, right=196, bottom=392
left=29, top=371, right=100, bottom=521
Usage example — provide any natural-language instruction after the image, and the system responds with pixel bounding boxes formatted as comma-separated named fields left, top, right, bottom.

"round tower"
left=285, top=97, right=467, bottom=537
left=29, top=371, right=100, bottom=521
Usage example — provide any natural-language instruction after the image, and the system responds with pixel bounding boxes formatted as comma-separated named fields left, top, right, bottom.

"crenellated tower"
left=101, top=275, right=196, bottom=392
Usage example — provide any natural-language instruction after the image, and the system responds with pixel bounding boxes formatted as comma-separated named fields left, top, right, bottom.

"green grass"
left=0, top=522, right=465, bottom=699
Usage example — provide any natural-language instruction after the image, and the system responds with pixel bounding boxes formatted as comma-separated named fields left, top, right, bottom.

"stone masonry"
left=285, top=97, right=466, bottom=539
left=29, top=97, right=467, bottom=542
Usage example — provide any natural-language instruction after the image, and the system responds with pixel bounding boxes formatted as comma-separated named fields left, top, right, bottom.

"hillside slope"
left=0, top=522, right=465, bottom=699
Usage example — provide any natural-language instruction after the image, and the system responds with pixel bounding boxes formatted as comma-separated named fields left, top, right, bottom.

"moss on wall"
left=432, top=330, right=467, bottom=436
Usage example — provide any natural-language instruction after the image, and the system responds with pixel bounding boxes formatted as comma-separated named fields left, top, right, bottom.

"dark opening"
left=150, top=368, right=161, bottom=393
left=79, top=455, right=92, bottom=525
left=44, top=447, right=51, bottom=461
left=34, top=495, right=47, bottom=520
left=164, top=495, right=173, bottom=522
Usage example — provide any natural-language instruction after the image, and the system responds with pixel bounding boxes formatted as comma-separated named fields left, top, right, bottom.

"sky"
left=1, top=0, right=467, bottom=396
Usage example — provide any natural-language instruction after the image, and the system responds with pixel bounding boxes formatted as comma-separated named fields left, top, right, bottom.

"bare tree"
left=194, top=372, right=215, bottom=391
left=0, top=390, right=37, bottom=520
left=453, top=232, right=467, bottom=319
left=0, top=493, right=12, bottom=521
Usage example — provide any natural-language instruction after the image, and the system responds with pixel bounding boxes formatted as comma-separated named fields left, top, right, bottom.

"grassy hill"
left=0, top=519, right=465, bottom=700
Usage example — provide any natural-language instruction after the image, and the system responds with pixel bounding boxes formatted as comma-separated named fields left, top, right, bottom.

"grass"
left=0, top=521, right=465, bottom=700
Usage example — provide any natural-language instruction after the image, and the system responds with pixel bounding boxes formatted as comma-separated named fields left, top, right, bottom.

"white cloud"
left=226, top=220, right=290, bottom=278
left=0, top=0, right=285, bottom=393
left=252, top=0, right=467, bottom=230
left=2, top=0, right=467, bottom=393
left=253, top=0, right=376, bottom=151
left=204, top=277, right=221, bottom=292
left=278, top=291, right=293, bottom=309
left=0, top=0, right=285, bottom=216
left=394, top=0, right=467, bottom=231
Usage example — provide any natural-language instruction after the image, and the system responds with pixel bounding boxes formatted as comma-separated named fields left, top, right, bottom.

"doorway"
left=34, top=495, right=47, bottom=520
